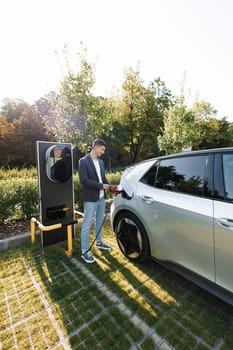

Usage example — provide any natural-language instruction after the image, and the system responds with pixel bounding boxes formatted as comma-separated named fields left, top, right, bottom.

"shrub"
left=0, top=170, right=122, bottom=222
left=106, top=171, right=122, bottom=186
left=0, top=178, right=38, bottom=222
left=0, top=167, right=37, bottom=180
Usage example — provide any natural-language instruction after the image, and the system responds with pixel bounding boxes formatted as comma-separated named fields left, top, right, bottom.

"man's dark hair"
left=92, top=139, right=107, bottom=148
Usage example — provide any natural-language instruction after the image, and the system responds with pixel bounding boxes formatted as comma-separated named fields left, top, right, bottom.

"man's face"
left=95, top=145, right=106, bottom=157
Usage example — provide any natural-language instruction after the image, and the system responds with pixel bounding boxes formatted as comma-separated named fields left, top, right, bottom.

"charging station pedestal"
left=36, top=141, right=74, bottom=247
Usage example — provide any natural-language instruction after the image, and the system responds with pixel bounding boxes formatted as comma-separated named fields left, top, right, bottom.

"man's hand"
left=103, top=184, right=111, bottom=190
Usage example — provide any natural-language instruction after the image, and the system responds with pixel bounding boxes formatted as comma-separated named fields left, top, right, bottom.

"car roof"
left=139, top=147, right=233, bottom=164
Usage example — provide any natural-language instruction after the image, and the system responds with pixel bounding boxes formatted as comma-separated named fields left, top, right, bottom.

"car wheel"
left=114, top=211, right=150, bottom=262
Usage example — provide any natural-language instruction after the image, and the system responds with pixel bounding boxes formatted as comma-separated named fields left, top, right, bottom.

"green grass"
left=1, top=222, right=233, bottom=350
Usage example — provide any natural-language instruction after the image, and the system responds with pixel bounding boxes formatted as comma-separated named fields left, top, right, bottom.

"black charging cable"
left=82, top=212, right=108, bottom=256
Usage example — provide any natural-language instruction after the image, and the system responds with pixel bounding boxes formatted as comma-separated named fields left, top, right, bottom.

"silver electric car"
left=110, top=148, right=233, bottom=304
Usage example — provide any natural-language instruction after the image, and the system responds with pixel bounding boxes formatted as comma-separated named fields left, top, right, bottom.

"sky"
left=1, top=0, right=233, bottom=120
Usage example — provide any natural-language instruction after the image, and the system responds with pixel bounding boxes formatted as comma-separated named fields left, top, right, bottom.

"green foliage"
left=191, top=100, right=233, bottom=150
left=0, top=168, right=121, bottom=222
left=0, top=167, right=37, bottom=180
left=1, top=221, right=233, bottom=350
left=106, top=171, right=122, bottom=185
left=192, top=100, right=217, bottom=121
left=0, top=178, right=38, bottom=222
left=119, top=68, right=173, bottom=162
left=120, top=68, right=149, bottom=162
left=73, top=174, right=83, bottom=211
left=42, top=44, right=96, bottom=147
left=194, top=116, right=233, bottom=150
left=88, top=96, right=117, bottom=146
left=1, top=48, right=233, bottom=167
left=158, top=97, right=199, bottom=154
left=158, top=97, right=233, bottom=154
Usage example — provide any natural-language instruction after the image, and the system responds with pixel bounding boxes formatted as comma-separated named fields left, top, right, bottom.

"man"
left=78, top=139, right=113, bottom=263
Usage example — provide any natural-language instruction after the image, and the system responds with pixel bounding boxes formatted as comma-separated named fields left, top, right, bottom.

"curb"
left=0, top=231, right=32, bottom=252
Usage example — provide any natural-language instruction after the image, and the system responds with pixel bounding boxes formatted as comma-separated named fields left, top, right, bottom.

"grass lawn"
left=1, top=221, right=233, bottom=350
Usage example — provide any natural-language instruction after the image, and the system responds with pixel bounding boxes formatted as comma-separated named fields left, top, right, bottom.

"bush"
left=106, top=172, right=122, bottom=199
left=0, top=170, right=122, bottom=223
left=0, top=178, right=38, bottom=222
left=0, top=167, right=37, bottom=180
left=106, top=171, right=122, bottom=186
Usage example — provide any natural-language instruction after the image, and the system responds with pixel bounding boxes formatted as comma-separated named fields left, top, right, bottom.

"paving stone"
left=159, top=341, right=173, bottom=350
left=131, top=315, right=142, bottom=327
left=123, top=308, right=132, bottom=317
left=151, top=332, right=162, bottom=345
left=111, top=294, right=119, bottom=303
left=2, top=228, right=229, bottom=350
left=118, top=302, right=126, bottom=312
left=140, top=322, right=150, bottom=334
left=70, top=257, right=172, bottom=349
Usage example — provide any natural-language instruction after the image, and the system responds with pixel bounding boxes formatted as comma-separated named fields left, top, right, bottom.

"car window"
left=140, top=162, right=158, bottom=186
left=155, top=155, right=208, bottom=196
left=222, top=154, right=233, bottom=202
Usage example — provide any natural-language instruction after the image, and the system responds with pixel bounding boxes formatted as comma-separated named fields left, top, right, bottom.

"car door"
left=137, top=154, right=215, bottom=281
left=214, top=152, right=233, bottom=293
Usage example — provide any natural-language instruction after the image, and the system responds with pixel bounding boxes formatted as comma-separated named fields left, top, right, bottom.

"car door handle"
left=217, top=218, right=233, bottom=230
left=141, top=196, right=154, bottom=204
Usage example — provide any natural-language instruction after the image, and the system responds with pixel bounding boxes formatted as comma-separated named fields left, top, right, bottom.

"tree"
left=0, top=98, right=31, bottom=122
left=0, top=116, right=13, bottom=166
left=0, top=105, right=50, bottom=167
left=119, top=68, right=147, bottom=162
left=11, top=111, right=50, bottom=166
left=41, top=45, right=96, bottom=148
left=192, top=100, right=217, bottom=121
left=34, top=92, right=59, bottom=139
left=195, top=116, right=233, bottom=150
left=191, top=100, right=233, bottom=150
left=87, top=96, right=119, bottom=168
left=141, top=78, right=174, bottom=158
left=158, top=96, right=199, bottom=154
left=158, top=95, right=233, bottom=154
left=118, top=68, right=173, bottom=163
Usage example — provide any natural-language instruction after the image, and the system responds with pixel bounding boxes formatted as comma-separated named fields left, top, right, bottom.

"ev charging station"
left=36, top=141, right=75, bottom=248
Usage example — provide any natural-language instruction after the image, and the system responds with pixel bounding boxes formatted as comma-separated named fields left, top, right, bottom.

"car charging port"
left=110, top=185, right=133, bottom=200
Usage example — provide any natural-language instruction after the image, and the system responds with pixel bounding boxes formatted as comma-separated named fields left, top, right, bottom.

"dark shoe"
left=81, top=252, right=95, bottom=263
left=96, top=241, right=112, bottom=251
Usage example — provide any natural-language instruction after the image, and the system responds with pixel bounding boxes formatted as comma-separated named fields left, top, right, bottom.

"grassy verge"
left=1, top=222, right=233, bottom=350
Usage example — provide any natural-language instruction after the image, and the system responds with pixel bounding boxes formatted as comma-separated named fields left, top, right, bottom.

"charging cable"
left=82, top=212, right=108, bottom=256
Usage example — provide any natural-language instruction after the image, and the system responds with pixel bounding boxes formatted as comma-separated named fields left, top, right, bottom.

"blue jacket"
left=78, top=154, right=109, bottom=202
